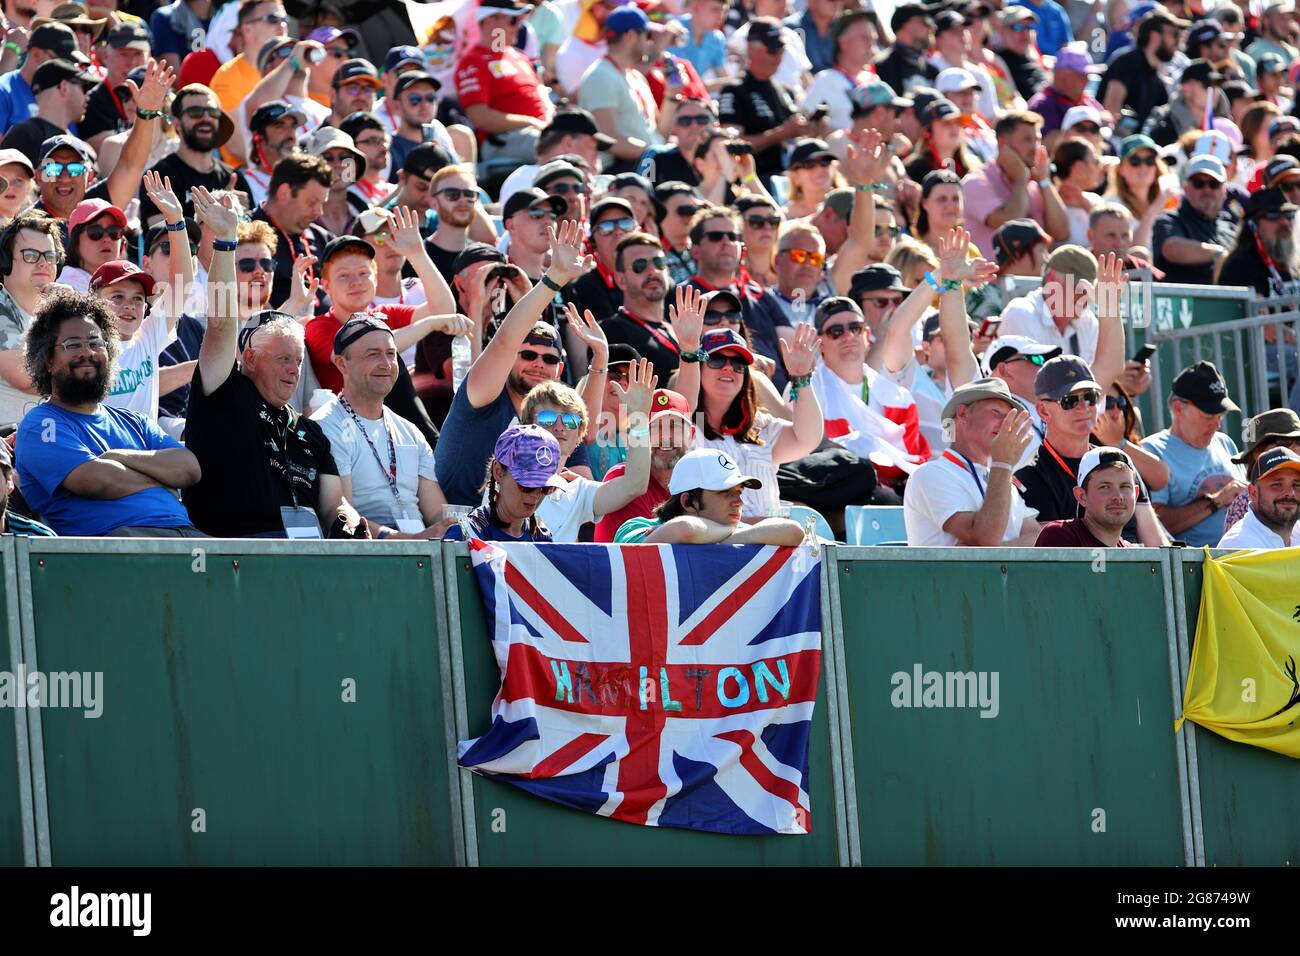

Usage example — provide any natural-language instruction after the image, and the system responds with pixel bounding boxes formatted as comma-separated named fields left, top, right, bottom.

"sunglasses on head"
left=82, top=224, right=125, bottom=242
left=594, top=217, right=636, bottom=236
left=745, top=214, right=781, bottom=228
left=1057, top=390, right=1101, bottom=410
left=676, top=114, right=714, bottom=126
left=674, top=203, right=700, bottom=217
left=705, top=354, right=749, bottom=371
left=703, top=309, right=742, bottom=325
left=535, top=409, right=582, bottom=430
left=1125, top=153, right=1156, bottom=167
left=42, top=162, right=86, bottom=179
left=518, top=348, right=562, bottom=365
left=238, top=257, right=276, bottom=274
left=629, top=254, right=666, bottom=274
left=436, top=187, right=477, bottom=202
left=822, top=319, right=865, bottom=339
left=547, top=182, right=588, bottom=196
left=782, top=247, right=825, bottom=267
left=702, top=230, right=739, bottom=243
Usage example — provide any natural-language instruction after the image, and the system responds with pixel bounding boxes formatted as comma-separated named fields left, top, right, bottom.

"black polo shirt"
left=1152, top=199, right=1237, bottom=285
left=1099, top=47, right=1168, bottom=123
left=872, top=44, right=939, bottom=98
left=717, top=72, right=799, bottom=177
left=1218, top=244, right=1299, bottom=298
left=1015, top=439, right=1145, bottom=541
left=600, top=305, right=679, bottom=384
left=184, top=365, right=338, bottom=537
left=249, top=207, right=334, bottom=311
left=998, top=48, right=1049, bottom=101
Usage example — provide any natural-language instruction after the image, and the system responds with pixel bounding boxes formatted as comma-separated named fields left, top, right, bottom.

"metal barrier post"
left=441, top=541, right=479, bottom=867
left=429, top=541, right=468, bottom=867
left=3, top=537, right=35, bottom=866
left=818, top=545, right=857, bottom=867
left=13, top=537, right=49, bottom=865
left=1169, top=549, right=1206, bottom=866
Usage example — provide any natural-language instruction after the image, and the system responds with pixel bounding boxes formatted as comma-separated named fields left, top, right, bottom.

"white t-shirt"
left=1217, top=506, right=1299, bottom=549
left=105, top=310, right=171, bottom=420
left=536, top=472, right=600, bottom=542
left=904, top=450, right=1039, bottom=546
left=801, top=69, right=859, bottom=132
left=311, top=396, right=437, bottom=527
left=998, top=289, right=1099, bottom=365
left=692, top=411, right=788, bottom=518
left=556, top=37, right=603, bottom=97
left=372, top=280, right=427, bottom=368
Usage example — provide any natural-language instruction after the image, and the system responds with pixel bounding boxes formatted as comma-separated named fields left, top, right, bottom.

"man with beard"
left=325, top=60, right=381, bottom=131
left=238, top=100, right=307, bottom=209
left=1035, top=447, right=1138, bottom=548
left=601, top=233, right=677, bottom=383
left=1153, top=155, right=1237, bottom=285
left=251, top=152, right=334, bottom=310
left=563, top=196, right=637, bottom=327
left=1218, top=446, right=1300, bottom=548
left=1100, top=8, right=1183, bottom=122
left=14, top=287, right=203, bottom=536
left=423, top=164, right=478, bottom=286
left=138, top=84, right=253, bottom=228
left=1218, top=188, right=1300, bottom=296
left=578, top=6, right=661, bottom=169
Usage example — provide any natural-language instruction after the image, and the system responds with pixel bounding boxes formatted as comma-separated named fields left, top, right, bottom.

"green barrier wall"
left=833, top=549, right=1189, bottom=866
left=1175, top=553, right=1300, bottom=866
left=449, top=549, right=845, bottom=866
left=24, top=541, right=461, bottom=866
left=0, top=539, right=24, bottom=866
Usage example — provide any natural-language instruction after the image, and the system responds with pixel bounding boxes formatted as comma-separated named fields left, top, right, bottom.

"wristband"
left=166, top=220, right=187, bottom=231
left=589, top=366, right=607, bottom=375
left=743, top=172, right=760, bottom=183
left=788, top=372, right=812, bottom=402
left=136, top=108, right=162, bottom=120
left=680, top=349, right=707, bottom=363
left=540, top=273, right=564, bottom=292
left=854, top=183, right=873, bottom=193
left=990, top=461, right=1014, bottom=473
left=1037, top=178, right=1053, bottom=188
left=377, top=527, right=392, bottom=539
left=3, top=42, right=20, bottom=55
left=924, top=270, right=963, bottom=293
left=289, top=55, right=303, bottom=73
left=213, top=239, right=237, bottom=252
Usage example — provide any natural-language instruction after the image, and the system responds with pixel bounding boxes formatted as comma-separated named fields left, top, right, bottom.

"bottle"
left=451, top=334, right=471, bottom=392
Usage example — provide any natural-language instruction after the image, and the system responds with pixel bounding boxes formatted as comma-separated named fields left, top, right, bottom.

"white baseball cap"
left=1185, top=154, right=1227, bottom=183
left=936, top=67, right=980, bottom=94
left=668, top=449, right=763, bottom=495
left=1062, top=105, right=1102, bottom=132
left=1077, top=446, right=1137, bottom=488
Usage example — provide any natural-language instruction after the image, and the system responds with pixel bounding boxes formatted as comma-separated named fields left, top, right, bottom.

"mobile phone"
left=977, top=317, right=1001, bottom=338
left=1132, top=344, right=1157, bottom=363
left=421, top=123, right=440, bottom=144
left=810, top=104, right=829, bottom=122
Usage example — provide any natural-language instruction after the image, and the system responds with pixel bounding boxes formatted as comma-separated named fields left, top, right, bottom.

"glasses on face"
left=874, top=224, right=902, bottom=237
left=863, top=295, right=902, bottom=309
left=41, top=162, right=86, bottom=179
left=705, top=354, right=749, bottom=371
left=525, top=208, right=556, bottom=221
left=339, top=83, right=375, bottom=98
left=436, top=187, right=477, bottom=202
left=628, top=255, right=666, bottom=274
left=745, top=214, right=781, bottom=228
left=58, top=336, right=108, bottom=355
left=355, top=134, right=390, bottom=148
left=702, top=230, right=739, bottom=243
left=405, top=92, right=438, bottom=105
left=238, top=257, right=276, bottom=274
left=535, top=409, right=582, bottom=430
left=18, top=248, right=57, bottom=264
left=1189, top=176, right=1222, bottom=190
left=791, top=158, right=834, bottom=171
left=1261, top=210, right=1298, bottom=222
left=609, top=365, right=631, bottom=383
left=326, top=45, right=350, bottom=58
left=822, top=320, right=865, bottom=339
left=676, top=114, right=714, bottom=126
left=703, top=309, right=742, bottom=325
left=518, top=349, right=562, bottom=365
left=594, top=217, right=636, bottom=237
left=1057, top=390, right=1101, bottom=410
left=1104, top=394, right=1130, bottom=412
left=82, top=225, right=125, bottom=242
left=1125, top=153, right=1156, bottom=167
left=782, top=248, right=825, bottom=267
left=547, top=182, right=588, bottom=196
left=1073, top=122, right=1101, bottom=134
left=151, top=240, right=172, bottom=257
left=182, top=106, right=224, bottom=121
left=674, top=204, right=700, bottom=218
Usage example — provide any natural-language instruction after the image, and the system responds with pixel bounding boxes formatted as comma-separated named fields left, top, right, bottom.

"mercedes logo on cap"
left=717, top=454, right=735, bottom=470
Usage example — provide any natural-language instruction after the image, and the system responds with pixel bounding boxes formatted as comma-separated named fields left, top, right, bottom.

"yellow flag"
left=1178, top=547, right=1300, bottom=757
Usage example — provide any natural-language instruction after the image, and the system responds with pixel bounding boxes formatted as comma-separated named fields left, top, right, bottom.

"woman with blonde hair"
left=1105, top=134, right=1179, bottom=252
left=885, top=234, right=940, bottom=290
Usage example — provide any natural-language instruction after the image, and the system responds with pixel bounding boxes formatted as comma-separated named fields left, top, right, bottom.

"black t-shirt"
left=601, top=306, right=680, bottom=385
left=998, top=49, right=1049, bottom=101
left=0, top=117, right=66, bottom=167
left=563, top=267, right=623, bottom=324
left=1099, top=47, right=1167, bottom=121
left=872, top=44, right=939, bottom=98
left=637, top=144, right=697, bottom=188
left=184, top=364, right=338, bottom=537
left=1218, top=244, right=1292, bottom=298
left=249, top=207, right=334, bottom=311
left=424, top=238, right=463, bottom=288
left=137, top=152, right=254, bottom=227
left=78, top=82, right=127, bottom=143
left=1016, top=439, right=1145, bottom=539
left=717, top=72, right=799, bottom=177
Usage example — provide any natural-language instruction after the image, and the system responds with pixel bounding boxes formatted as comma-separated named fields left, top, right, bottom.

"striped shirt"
left=5, top=511, right=55, bottom=536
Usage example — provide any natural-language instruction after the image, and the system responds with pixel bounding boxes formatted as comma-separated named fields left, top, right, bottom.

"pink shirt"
left=961, top=163, right=1047, bottom=260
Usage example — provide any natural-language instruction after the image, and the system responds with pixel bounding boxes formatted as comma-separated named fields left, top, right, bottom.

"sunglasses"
left=151, top=240, right=171, bottom=256
left=518, top=349, right=562, bottom=365
left=1009, top=22, right=1033, bottom=31
left=874, top=224, right=902, bottom=237
left=547, top=182, right=588, bottom=196
left=791, top=158, right=834, bottom=170
left=1189, top=177, right=1222, bottom=190
left=1281, top=180, right=1300, bottom=192
left=1125, top=153, right=1156, bottom=167
left=535, top=409, right=582, bottom=430
left=525, top=208, right=556, bottom=220
left=367, top=230, right=390, bottom=246
left=703, top=309, right=742, bottom=325
left=702, top=230, right=739, bottom=243
left=1104, top=394, right=1130, bottom=412
left=326, top=45, right=351, bottom=58
left=676, top=114, right=714, bottom=126
left=42, top=162, right=87, bottom=179
left=745, top=214, right=781, bottom=228
left=516, top=482, right=558, bottom=495
left=436, top=187, right=477, bottom=202
left=17, top=248, right=57, bottom=264
left=1260, top=210, right=1298, bottom=222
left=1073, top=123, right=1101, bottom=134
left=238, top=257, right=276, bottom=274
left=82, top=225, right=125, bottom=241
left=629, top=254, right=666, bottom=273
left=252, top=12, right=289, bottom=24
left=1057, top=390, right=1101, bottom=410
left=705, top=354, right=749, bottom=371
left=782, top=248, right=825, bottom=267
left=405, top=93, right=438, bottom=105
left=182, top=106, right=224, bottom=121
left=339, top=83, right=375, bottom=98
left=1008, top=353, right=1049, bottom=366
left=593, top=217, right=636, bottom=236
left=674, top=204, right=700, bottom=217
left=822, top=320, right=865, bottom=339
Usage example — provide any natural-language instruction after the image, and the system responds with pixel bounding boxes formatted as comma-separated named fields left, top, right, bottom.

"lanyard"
left=266, top=404, right=300, bottom=507
left=105, top=80, right=128, bottom=125
left=1041, top=440, right=1076, bottom=480
left=943, top=450, right=986, bottom=497
left=619, top=307, right=680, bottom=355
left=339, top=395, right=401, bottom=503
left=383, top=98, right=401, bottom=134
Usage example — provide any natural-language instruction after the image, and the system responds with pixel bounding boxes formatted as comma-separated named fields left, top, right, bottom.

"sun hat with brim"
left=256, top=36, right=296, bottom=72
left=700, top=327, right=754, bottom=365
left=171, top=84, right=237, bottom=148
left=89, top=259, right=155, bottom=297
left=1118, top=134, right=1160, bottom=160
left=303, top=126, right=368, bottom=181
left=1235, top=407, right=1300, bottom=461
left=941, top=377, right=1018, bottom=426
left=668, top=448, right=762, bottom=495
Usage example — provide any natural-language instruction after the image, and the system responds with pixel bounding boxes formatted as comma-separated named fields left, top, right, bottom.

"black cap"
left=610, top=172, right=654, bottom=196
left=383, top=45, right=424, bottom=73
left=849, top=264, right=910, bottom=300
left=533, top=160, right=585, bottom=190
left=1172, top=360, right=1238, bottom=414
left=403, top=142, right=454, bottom=180
left=393, top=69, right=441, bottom=96
left=1264, top=155, right=1300, bottom=186
left=145, top=217, right=201, bottom=254
left=908, top=86, right=942, bottom=122
left=789, top=138, right=834, bottom=167
left=654, top=180, right=696, bottom=202
left=114, top=65, right=148, bottom=93
left=104, top=21, right=150, bottom=49
left=934, top=9, right=967, bottom=32
left=333, top=314, right=394, bottom=355
left=333, top=58, right=382, bottom=88
left=1246, top=187, right=1299, bottom=220
left=545, top=109, right=615, bottom=150
left=921, top=311, right=942, bottom=341
left=1221, top=79, right=1260, bottom=103
left=814, top=296, right=864, bottom=329
left=502, top=186, right=567, bottom=219
left=249, top=99, right=307, bottom=133
left=1180, top=59, right=1224, bottom=86
left=28, top=22, right=78, bottom=56
left=1034, top=355, right=1101, bottom=401
left=748, top=17, right=786, bottom=49
left=1187, top=18, right=1224, bottom=46
left=450, top=241, right=507, bottom=275
left=339, top=111, right=384, bottom=140
left=923, top=97, right=961, bottom=124
left=992, top=218, right=1050, bottom=265
left=319, top=235, right=375, bottom=269
left=31, top=58, right=97, bottom=96
left=608, top=343, right=641, bottom=366
left=891, top=2, right=935, bottom=32
left=589, top=195, right=636, bottom=224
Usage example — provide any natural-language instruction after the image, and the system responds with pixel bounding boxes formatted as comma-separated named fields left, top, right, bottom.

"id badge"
left=280, top=505, right=323, bottom=539
left=395, top=507, right=424, bottom=535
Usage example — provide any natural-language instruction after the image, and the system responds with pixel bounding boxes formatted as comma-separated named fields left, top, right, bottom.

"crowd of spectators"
left=0, top=0, right=1294, bottom=551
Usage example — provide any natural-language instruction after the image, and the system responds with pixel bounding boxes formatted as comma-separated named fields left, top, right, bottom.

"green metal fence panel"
left=1178, top=552, right=1300, bottom=866
left=25, top=541, right=459, bottom=865
left=448, top=548, right=843, bottom=866
left=0, top=538, right=25, bottom=866
left=836, top=549, right=1188, bottom=866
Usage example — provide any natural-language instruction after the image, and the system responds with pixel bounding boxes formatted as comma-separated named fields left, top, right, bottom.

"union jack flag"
left=457, top=540, right=823, bottom=835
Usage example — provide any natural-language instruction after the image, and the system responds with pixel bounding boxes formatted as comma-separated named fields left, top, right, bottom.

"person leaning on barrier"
left=1217, top=445, right=1300, bottom=548
left=1142, top=360, right=1247, bottom=547
left=1034, top=446, right=1138, bottom=548
left=443, top=424, right=564, bottom=544
left=615, top=448, right=806, bottom=545
left=903, top=376, right=1042, bottom=547
left=15, top=287, right=204, bottom=537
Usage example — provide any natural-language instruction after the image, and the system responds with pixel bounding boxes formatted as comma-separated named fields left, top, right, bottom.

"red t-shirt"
left=455, top=45, right=550, bottom=142
left=305, top=304, right=415, bottom=393
left=593, top=464, right=670, bottom=542
left=1034, top=518, right=1131, bottom=548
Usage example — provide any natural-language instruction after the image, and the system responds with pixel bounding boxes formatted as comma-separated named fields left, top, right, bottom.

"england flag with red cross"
left=457, top=540, right=823, bottom=835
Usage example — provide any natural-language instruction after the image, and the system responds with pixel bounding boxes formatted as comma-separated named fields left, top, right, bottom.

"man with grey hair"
left=182, top=185, right=357, bottom=539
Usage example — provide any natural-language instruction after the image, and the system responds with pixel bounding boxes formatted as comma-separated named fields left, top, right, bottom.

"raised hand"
left=563, top=302, right=608, bottom=358
left=667, top=283, right=705, bottom=350
left=432, top=313, right=473, bottom=336
left=842, top=129, right=885, bottom=186
left=191, top=185, right=238, bottom=240
left=612, top=357, right=657, bottom=418
left=386, top=206, right=423, bottom=259
left=779, top=322, right=820, bottom=379
left=990, top=408, right=1034, bottom=467
left=547, top=219, right=595, bottom=285
left=128, top=57, right=176, bottom=114
left=282, top=254, right=319, bottom=316
left=1094, top=250, right=1128, bottom=320
left=936, top=227, right=973, bottom=283
left=143, top=170, right=184, bottom=225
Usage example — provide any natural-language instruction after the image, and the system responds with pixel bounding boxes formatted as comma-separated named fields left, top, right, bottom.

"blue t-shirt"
left=443, top=503, right=553, bottom=542
left=0, top=72, right=37, bottom=133
left=670, top=15, right=727, bottom=75
left=1010, top=0, right=1074, bottom=58
left=17, top=402, right=193, bottom=536
left=785, top=11, right=834, bottom=74
left=149, top=3, right=211, bottom=58
left=1141, top=428, right=1244, bottom=547
left=434, top=384, right=590, bottom=506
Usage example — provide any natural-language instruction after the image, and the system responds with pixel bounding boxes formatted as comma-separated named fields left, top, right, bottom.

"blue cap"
left=38, top=133, right=94, bottom=163
left=383, top=45, right=424, bottom=73
left=605, top=6, right=653, bottom=35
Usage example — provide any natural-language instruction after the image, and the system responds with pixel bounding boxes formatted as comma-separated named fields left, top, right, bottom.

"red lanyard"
left=619, top=307, right=679, bottom=355
left=1253, top=224, right=1289, bottom=295
left=1041, top=440, right=1076, bottom=480
left=339, top=395, right=401, bottom=502
left=384, top=98, right=401, bottom=134
left=270, top=216, right=310, bottom=266
left=105, top=80, right=128, bottom=124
